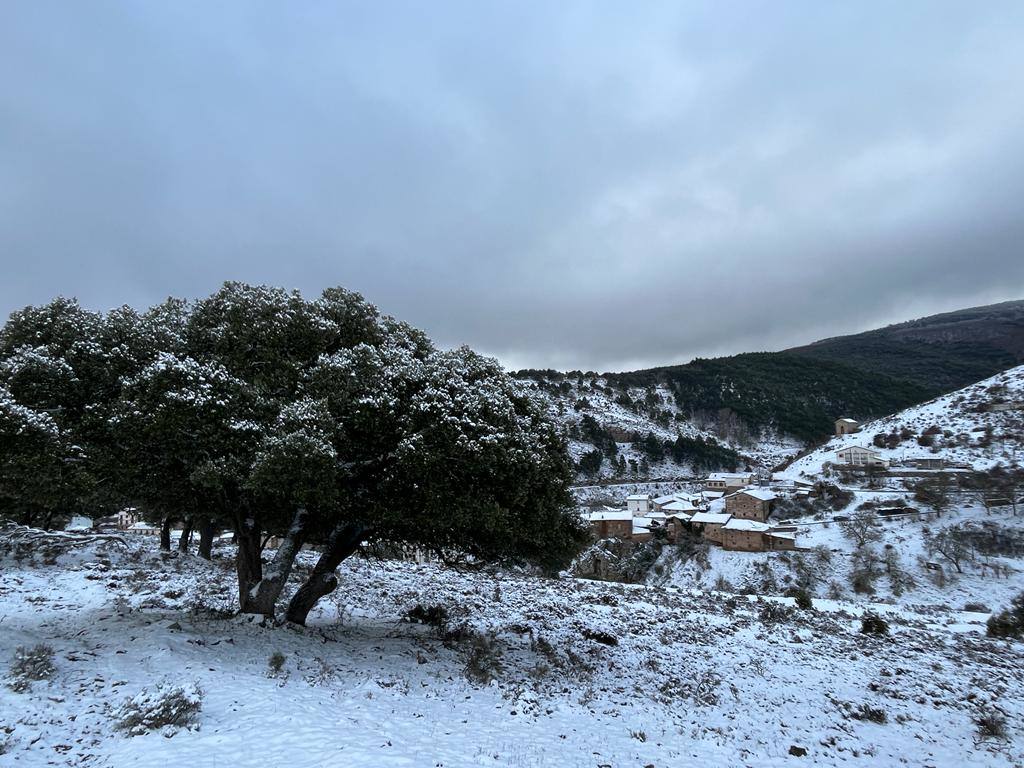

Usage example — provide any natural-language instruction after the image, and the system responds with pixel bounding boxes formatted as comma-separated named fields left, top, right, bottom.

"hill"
left=788, top=300, right=1024, bottom=393
left=783, top=364, right=1024, bottom=478
left=517, top=300, right=1024, bottom=478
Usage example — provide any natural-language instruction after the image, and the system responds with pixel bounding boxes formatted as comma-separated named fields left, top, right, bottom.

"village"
left=582, top=415, right=986, bottom=555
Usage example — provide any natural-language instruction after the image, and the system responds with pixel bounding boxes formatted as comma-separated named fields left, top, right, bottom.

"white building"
left=835, top=446, right=889, bottom=469
left=703, top=472, right=753, bottom=493
left=626, top=494, right=652, bottom=515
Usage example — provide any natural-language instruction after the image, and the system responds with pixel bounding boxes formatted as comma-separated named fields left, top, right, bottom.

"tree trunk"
left=178, top=518, right=193, bottom=553
left=198, top=518, right=215, bottom=560
left=234, top=513, right=263, bottom=610
left=160, top=516, right=173, bottom=551
left=239, top=508, right=309, bottom=618
left=285, top=522, right=368, bottom=626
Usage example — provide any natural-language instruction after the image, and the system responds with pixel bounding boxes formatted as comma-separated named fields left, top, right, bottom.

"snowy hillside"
left=2, top=535, right=1022, bottom=767
left=520, top=373, right=802, bottom=479
left=784, top=365, right=1024, bottom=478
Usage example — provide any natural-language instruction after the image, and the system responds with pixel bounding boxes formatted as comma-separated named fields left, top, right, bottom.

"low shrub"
left=404, top=604, right=450, bottom=634
left=975, top=710, right=1008, bottom=742
left=785, top=587, right=814, bottom=610
left=986, top=592, right=1024, bottom=639
left=861, top=614, right=889, bottom=636
left=8, top=644, right=55, bottom=692
left=114, top=682, right=203, bottom=736
left=464, top=631, right=503, bottom=685
left=267, top=651, right=286, bottom=677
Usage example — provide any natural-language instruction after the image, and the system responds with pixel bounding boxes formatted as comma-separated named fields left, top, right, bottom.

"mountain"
left=788, top=300, right=1024, bottom=393
left=517, top=299, right=1024, bottom=479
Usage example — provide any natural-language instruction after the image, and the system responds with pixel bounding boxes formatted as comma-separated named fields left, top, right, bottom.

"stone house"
left=689, top=511, right=731, bottom=544
left=589, top=510, right=633, bottom=539
left=835, top=417, right=860, bottom=435
left=721, top=519, right=798, bottom=552
left=725, top=488, right=776, bottom=522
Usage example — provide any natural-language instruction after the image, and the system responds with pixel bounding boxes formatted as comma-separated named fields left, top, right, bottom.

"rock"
left=789, top=745, right=807, bottom=757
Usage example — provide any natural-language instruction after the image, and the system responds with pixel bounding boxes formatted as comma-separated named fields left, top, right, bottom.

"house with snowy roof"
left=835, top=417, right=860, bottom=435
left=703, top=472, right=753, bottom=493
left=721, top=518, right=797, bottom=552
left=689, top=511, right=731, bottom=544
left=725, top=488, right=776, bottom=522
left=835, top=446, right=889, bottom=469
left=588, top=509, right=633, bottom=540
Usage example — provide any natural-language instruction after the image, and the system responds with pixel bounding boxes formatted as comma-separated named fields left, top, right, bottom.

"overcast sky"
left=2, top=2, right=1024, bottom=371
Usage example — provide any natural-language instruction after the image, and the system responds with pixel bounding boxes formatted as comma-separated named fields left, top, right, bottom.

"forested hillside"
left=789, top=300, right=1024, bottom=392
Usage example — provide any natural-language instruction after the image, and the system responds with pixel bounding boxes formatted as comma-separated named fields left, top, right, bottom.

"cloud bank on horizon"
left=2, top=1, right=1024, bottom=371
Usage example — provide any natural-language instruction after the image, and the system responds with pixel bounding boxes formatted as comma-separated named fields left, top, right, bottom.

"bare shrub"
left=267, top=651, right=286, bottom=677
left=975, top=710, right=1009, bottom=742
left=861, top=614, right=889, bottom=636
left=8, top=644, right=55, bottom=692
left=464, top=630, right=503, bottom=685
left=114, top=682, right=202, bottom=736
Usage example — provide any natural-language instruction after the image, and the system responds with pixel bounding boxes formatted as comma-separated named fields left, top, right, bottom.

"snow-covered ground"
left=784, top=365, right=1024, bottom=477
left=2, top=535, right=1022, bottom=767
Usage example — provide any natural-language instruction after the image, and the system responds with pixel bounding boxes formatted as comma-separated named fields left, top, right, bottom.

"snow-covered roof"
left=589, top=510, right=632, bottom=522
left=642, top=511, right=668, bottom=520
left=632, top=522, right=652, bottom=535
left=706, top=472, right=752, bottom=481
left=722, top=518, right=771, bottom=532
left=665, top=512, right=693, bottom=522
left=836, top=418, right=859, bottom=424
left=701, top=491, right=724, bottom=499
left=626, top=494, right=651, bottom=501
left=766, top=530, right=796, bottom=541
left=735, top=488, right=776, bottom=502
left=128, top=522, right=157, bottom=531
left=661, top=500, right=697, bottom=512
left=653, top=494, right=683, bottom=505
left=691, top=512, right=732, bottom=525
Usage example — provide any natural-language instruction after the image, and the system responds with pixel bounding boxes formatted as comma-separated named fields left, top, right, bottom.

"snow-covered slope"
left=521, top=374, right=802, bottom=478
left=1, top=538, right=1021, bottom=767
left=784, top=365, right=1024, bottom=478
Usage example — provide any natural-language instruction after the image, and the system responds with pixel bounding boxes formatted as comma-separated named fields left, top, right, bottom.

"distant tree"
left=840, top=509, right=882, bottom=548
left=924, top=525, right=972, bottom=574
left=578, top=449, right=603, bottom=477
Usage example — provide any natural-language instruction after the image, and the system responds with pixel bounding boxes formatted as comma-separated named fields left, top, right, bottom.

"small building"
left=903, top=455, right=946, bottom=470
left=625, top=494, right=652, bottom=515
left=835, top=446, right=889, bottom=469
left=721, top=518, right=772, bottom=551
left=703, top=472, right=753, bottom=493
left=721, top=519, right=798, bottom=552
left=661, top=499, right=698, bottom=517
left=588, top=509, right=633, bottom=540
left=725, top=488, right=777, bottom=522
left=690, top=511, right=732, bottom=544
left=835, top=418, right=860, bottom=436
left=116, top=508, right=140, bottom=530
left=631, top=519, right=654, bottom=543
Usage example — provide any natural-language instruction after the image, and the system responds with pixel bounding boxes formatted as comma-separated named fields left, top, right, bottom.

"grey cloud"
left=2, top=1, right=1023, bottom=371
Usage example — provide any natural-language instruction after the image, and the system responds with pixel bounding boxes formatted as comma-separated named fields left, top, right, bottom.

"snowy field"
left=2, top=536, right=1022, bottom=767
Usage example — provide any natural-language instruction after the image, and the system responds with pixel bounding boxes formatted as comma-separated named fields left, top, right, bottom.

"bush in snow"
left=404, top=603, right=450, bottom=635
left=860, top=614, right=889, bottom=636
left=267, top=651, right=286, bottom=677
left=7, top=644, right=55, bottom=692
left=975, top=710, right=1009, bottom=742
left=759, top=601, right=797, bottom=625
left=114, top=682, right=202, bottom=736
left=784, top=587, right=813, bottom=610
left=987, top=592, right=1024, bottom=639
left=463, top=630, right=503, bottom=685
